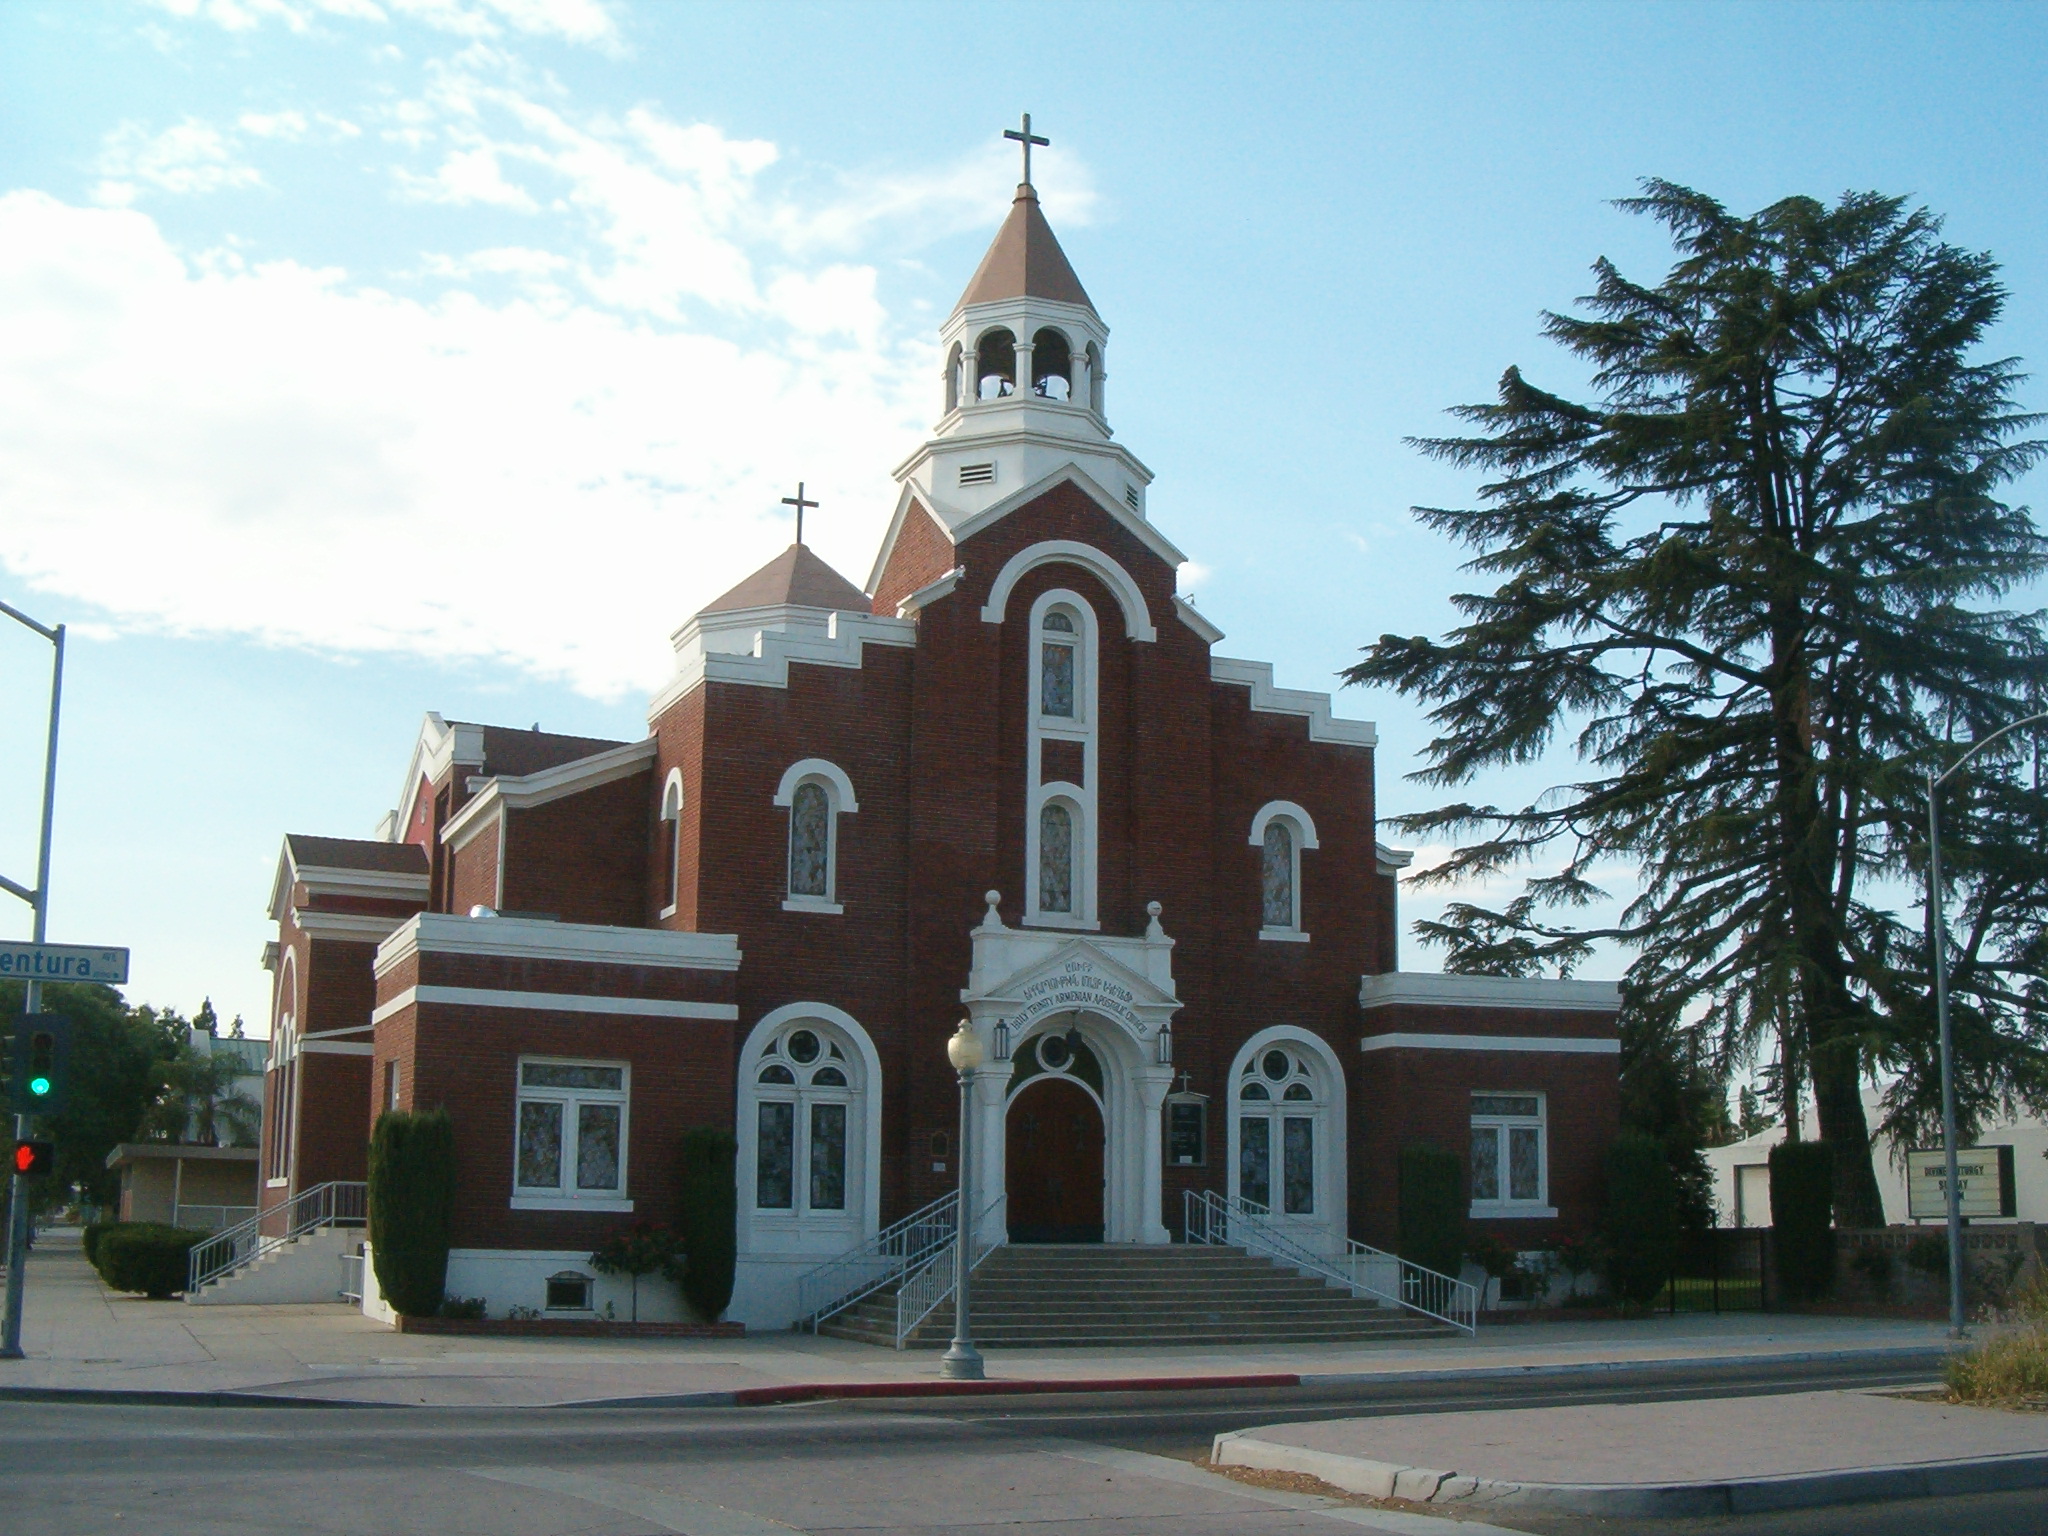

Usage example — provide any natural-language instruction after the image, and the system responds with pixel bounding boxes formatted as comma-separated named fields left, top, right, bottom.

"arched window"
left=659, top=770, right=683, bottom=917
left=737, top=1004, right=882, bottom=1248
left=1236, top=1045, right=1322, bottom=1216
left=268, top=950, right=299, bottom=1184
left=1031, top=327, right=1071, bottom=400
left=1039, top=800, right=1075, bottom=913
left=1040, top=605, right=1079, bottom=718
left=976, top=328, right=1016, bottom=399
left=775, top=759, right=858, bottom=913
left=945, top=341, right=963, bottom=413
left=1249, top=801, right=1318, bottom=940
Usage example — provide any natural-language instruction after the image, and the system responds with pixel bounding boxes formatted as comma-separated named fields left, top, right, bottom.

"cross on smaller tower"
left=1004, top=112, right=1048, bottom=188
left=781, top=481, right=819, bottom=545
left=1176, top=1071, right=1194, bottom=1096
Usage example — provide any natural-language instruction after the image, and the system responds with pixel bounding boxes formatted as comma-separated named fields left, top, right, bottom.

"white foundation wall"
left=358, top=1245, right=698, bottom=1324
left=727, top=1253, right=829, bottom=1331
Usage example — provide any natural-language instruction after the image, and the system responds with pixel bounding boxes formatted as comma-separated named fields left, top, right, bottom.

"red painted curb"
left=730, top=1372, right=1301, bottom=1405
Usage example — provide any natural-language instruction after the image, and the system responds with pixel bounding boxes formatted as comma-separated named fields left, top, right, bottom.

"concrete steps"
left=816, top=1243, right=1454, bottom=1349
left=185, top=1224, right=360, bottom=1305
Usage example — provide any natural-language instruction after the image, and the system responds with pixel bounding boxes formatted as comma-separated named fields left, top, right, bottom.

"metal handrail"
left=794, top=1189, right=961, bottom=1330
left=187, top=1181, right=367, bottom=1294
left=893, top=1192, right=1004, bottom=1349
left=1183, top=1189, right=1477, bottom=1335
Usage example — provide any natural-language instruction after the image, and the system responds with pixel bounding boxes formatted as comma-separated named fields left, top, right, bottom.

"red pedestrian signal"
left=10, top=1141, right=54, bottom=1177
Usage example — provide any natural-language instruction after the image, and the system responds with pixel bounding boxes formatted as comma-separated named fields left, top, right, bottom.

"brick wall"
left=502, top=771, right=651, bottom=926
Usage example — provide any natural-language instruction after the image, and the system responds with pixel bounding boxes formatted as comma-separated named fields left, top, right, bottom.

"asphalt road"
left=3, top=1355, right=2040, bottom=1536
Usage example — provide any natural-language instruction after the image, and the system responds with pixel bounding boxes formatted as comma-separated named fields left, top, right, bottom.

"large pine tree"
left=1351, top=183, right=2048, bottom=1225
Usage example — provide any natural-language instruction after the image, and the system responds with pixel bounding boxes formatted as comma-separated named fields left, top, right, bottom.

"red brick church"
left=260, top=158, right=1620, bottom=1328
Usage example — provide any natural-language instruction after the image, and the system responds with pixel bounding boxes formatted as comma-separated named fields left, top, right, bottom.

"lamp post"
left=941, top=1020, right=986, bottom=1380
left=0, top=599, right=65, bottom=1362
left=1927, top=711, right=2048, bottom=1341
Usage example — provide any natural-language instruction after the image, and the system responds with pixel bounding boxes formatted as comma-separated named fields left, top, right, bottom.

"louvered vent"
left=1125, top=483, right=1141, bottom=510
left=958, top=462, right=996, bottom=487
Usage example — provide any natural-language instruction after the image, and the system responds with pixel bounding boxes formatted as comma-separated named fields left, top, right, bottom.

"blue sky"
left=1, top=0, right=2044, bottom=1037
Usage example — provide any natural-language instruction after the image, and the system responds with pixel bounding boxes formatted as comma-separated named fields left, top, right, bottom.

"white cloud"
left=94, top=118, right=264, bottom=203
left=150, top=0, right=620, bottom=47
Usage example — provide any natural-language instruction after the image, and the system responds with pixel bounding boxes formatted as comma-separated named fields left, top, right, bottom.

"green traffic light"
left=28, top=1076, right=51, bottom=1097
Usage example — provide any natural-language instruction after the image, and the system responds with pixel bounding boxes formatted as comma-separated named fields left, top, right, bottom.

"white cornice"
left=1358, top=973, right=1621, bottom=1014
left=292, top=910, right=413, bottom=942
left=1210, top=658, right=1377, bottom=748
left=392, top=713, right=485, bottom=845
left=440, top=738, right=656, bottom=848
left=1375, top=841, right=1415, bottom=878
left=949, top=462, right=1182, bottom=567
left=1174, top=596, right=1224, bottom=645
left=372, top=984, right=740, bottom=1025
left=897, top=567, right=964, bottom=618
left=1358, top=1032, right=1620, bottom=1054
left=647, top=610, right=917, bottom=724
left=269, top=842, right=429, bottom=921
left=375, top=912, right=742, bottom=980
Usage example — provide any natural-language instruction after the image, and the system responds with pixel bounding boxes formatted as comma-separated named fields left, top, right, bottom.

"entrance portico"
left=958, top=893, right=1181, bottom=1246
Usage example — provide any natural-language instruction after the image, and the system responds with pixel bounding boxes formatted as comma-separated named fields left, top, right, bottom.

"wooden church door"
left=1005, top=1076, right=1105, bottom=1243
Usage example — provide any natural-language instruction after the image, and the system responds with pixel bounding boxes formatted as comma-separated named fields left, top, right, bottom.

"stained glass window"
left=576, top=1104, right=621, bottom=1190
left=517, top=1101, right=562, bottom=1189
left=1039, top=802, right=1074, bottom=913
left=756, top=1101, right=794, bottom=1209
left=809, top=1102, right=847, bottom=1211
left=1470, top=1092, right=1546, bottom=1208
left=1283, top=1116, right=1315, bottom=1214
left=514, top=1058, right=628, bottom=1202
left=1470, top=1124, right=1500, bottom=1202
left=1239, top=1115, right=1271, bottom=1211
left=1509, top=1126, right=1542, bottom=1202
left=1262, top=821, right=1295, bottom=928
left=1041, top=640, right=1075, bottom=717
left=789, top=781, right=830, bottom=897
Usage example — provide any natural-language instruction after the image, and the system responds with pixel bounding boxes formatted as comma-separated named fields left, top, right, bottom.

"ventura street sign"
left=1907, top=1145, right=2018, bottom=1220
left=0, top=942, right=129, bottom=985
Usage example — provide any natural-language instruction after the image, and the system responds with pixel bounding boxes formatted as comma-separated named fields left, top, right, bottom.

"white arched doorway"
left=1226, top=1027, right=1348, bottom=1256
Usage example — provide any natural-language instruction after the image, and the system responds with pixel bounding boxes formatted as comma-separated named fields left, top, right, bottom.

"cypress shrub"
left=96, top=1223, right=206, bottom=1298
left=1397, top=1142, right=1466, bottom=1280
left=677, top=1126, right=737, bottom=1321
left=368, top=1107, right=458, bottom=1318
left=1602, top=1130, right=1679, bottom=1308
left=1770, top=1139, right=1836, bottom=1303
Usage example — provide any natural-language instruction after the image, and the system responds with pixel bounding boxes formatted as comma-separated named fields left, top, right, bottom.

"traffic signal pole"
left=1, top=600, right=65, bottom=1360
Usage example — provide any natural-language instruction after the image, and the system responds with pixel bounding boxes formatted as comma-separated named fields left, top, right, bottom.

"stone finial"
left=981, top=890, right=1005, bottom=931
left=1146, top=900, right=1165, bottom=941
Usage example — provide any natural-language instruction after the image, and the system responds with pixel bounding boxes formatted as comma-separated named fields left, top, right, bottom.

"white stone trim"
left=648, top=611, right=917, bottom=721
left=1357, top=1032, right=1620, bottom=1054
left=773, top=758, right=860, bottom=814
left=658, top=768, right=684, bottom=919
left=1174, top=594, right=1224, bottom=644
left=442, top=800, right=503, bottom=856
left=300, top=1041, right=375, bottom=1056
left=1249, top=799, right=1320, bottom=850
left=291, top=910, right=412, bottom=942
left=269, top=842, right=428, bottom=922
left=440, top=739, right=656, bottom=850
left=375, top=913, right=741, bottom=979
left=391, top=713, right=486, bottom=854
left=1376, top=841, right=1414, bottom=878
left=896, top=567, right=964, bottom=618
left=1225, top=1026, right=1348, bottom=1256
left=1358, top=973, right=1621, bottom=1013
left=737, top=1003, right=884, bottom=1259
left=510, top=1196, right=635, bottom=1213
left=780, top=898, right=845, bottom=916
left=1024, top=588, right=1100, bottom=928
left=951, top=462, right=1179, bottom=564
left=982, top=539, right=1157, bottom=642
left=371, top=985, right=739, bottom=1024
left=1211, top=657, right=1376, bottom=747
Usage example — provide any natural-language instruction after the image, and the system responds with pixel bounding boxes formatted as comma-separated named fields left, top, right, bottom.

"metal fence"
left=1655, top=1227, right=1768, bottom=1314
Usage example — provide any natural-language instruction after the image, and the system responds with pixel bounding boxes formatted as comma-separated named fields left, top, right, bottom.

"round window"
left=1262, top=1049, right=1290, bottom=1081
left=787, top=1029, right=822, bottom=1064
left=1039, top=1033, right=1073, bottom=1071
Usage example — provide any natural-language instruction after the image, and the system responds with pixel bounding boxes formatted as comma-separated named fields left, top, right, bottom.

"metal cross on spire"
left=782, top=481, right=819, bottom=545
left=1004, top=112, right=1048, bottom=188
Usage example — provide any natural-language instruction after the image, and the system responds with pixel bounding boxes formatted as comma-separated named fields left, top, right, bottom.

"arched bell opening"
left=1085, top=342, right=1104, bottom=414
left=976, top=328, right=1017, bottom=400
left=944, top=341, right=963, bottom=413
left=1031, top=327, right=1072, bottom=401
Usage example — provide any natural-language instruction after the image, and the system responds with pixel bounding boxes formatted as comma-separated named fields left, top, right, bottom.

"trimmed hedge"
left=82, top=1219, right=114, bottom=1268
left=1398, top=1142, right=1466, bottom=1281
left=1770, top=1139, right=1835, bottom=1303
left=677, top=1126, right=737, bottom=1322
left=1602, top=1131, right=1679, bottom=1308
left=95, top=1223, right=206, bottom=1298
left=368, top=1107, right=458, bottom=1318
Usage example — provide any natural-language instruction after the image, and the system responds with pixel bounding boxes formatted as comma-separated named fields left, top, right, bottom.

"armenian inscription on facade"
left=1012, top=956, right=1147, bottom=1035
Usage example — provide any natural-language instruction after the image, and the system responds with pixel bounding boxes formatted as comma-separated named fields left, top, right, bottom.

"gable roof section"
left=269, top=835, right=428, bottom=922
left=954, top=184, right=1095, bottom=314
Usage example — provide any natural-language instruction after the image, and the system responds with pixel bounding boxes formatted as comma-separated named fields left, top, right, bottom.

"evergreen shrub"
left=1397, top=1142, right=1465, bottom=1280
left=677, top=1127, right=737, bottom=1321
left=1602, top=1131, right=1679, bottom=1309
left=368, top=1107, right=457, bottom=1318
left=1769, top=1140, right=1835, bottom=1303
left=95, top=1223, right=206, bottom=1298
left=81, top=1219, right=114, bottom=1267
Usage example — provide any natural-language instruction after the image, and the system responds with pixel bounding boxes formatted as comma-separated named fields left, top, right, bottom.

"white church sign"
left=1011, top=956, right=1149, bottom=1036
left=1906, top=1145, right=2017, bottom=1220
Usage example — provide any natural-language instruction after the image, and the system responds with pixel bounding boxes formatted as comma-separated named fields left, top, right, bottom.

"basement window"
left=545, top=1271, right=593, bottom=1311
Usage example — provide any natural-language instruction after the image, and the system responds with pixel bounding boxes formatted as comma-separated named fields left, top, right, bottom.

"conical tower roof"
left=701, top=543, right=871, bottom=616
left=953, top=183, right=1095, bottom=314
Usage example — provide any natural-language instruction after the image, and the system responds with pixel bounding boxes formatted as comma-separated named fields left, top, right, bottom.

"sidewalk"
left=1213, top=1388, right=2048, bottom=1515
left=1, top=1230, right=1952, bottom=1408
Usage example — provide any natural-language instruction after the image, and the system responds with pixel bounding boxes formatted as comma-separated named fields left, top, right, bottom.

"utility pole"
left=1, top=598, right=65, bottom=1360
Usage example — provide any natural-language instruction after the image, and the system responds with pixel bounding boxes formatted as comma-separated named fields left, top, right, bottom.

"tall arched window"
left=1040, top=606, right=1078, bottom=717
left=659, top=770, right=683, bottom=917
left=1039, top=800, right=1075, bottom=913
left=1249, top=801, right=1318, bottom=940
left=775, top=759, right=858, bottom=913
left=1236, top=1045, right=1322, bottom=1216
left=752, top=1024, right=853, bottom=1214
left=737, top=1004, right=882, bottom=1249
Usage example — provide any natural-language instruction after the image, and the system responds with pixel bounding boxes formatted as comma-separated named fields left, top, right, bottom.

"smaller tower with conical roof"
left=895, top=125, right=1154, bottom=532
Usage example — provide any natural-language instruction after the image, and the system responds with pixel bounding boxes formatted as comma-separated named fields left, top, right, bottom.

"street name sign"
left=1906, top=1145, right=2017, bottom=1220
left=0, top=942, right=130, bottom=985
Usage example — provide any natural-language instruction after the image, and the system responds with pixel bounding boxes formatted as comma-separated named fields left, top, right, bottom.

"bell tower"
left=895, top=118, right=1155, bottom=527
